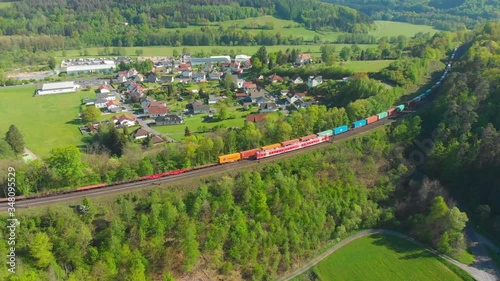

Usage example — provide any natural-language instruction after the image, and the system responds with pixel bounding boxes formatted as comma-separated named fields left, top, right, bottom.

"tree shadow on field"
left=370, top=234, right=434, bottom=260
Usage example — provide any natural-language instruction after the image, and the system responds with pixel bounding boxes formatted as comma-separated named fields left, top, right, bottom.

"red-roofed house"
left=99, top=85, right=111, bottom=94
left=106, top=100, right=121, bottom=111
left=268, top=73, right=284, bottom=83
left=296, top=54, right=312, bottom=64
left=112, top=114, right=137, bottom=127
left=147, top=107, right=169, bottom=117
left=245, top=113, right=270, bottom=124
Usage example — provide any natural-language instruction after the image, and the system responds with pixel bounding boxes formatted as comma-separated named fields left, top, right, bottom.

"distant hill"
left=321, top=0, right=500, bottom=30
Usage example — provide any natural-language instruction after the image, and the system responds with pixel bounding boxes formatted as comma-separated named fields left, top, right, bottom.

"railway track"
left=0, top=117, right=395, bottom=211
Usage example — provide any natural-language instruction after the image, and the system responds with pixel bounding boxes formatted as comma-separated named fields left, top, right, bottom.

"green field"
left=153, top=106, right=251, bottom=141
left=0, top=86, right=99, bottom=157
left=0, top=2, right=13, bottom=9
left=339, top=60, right=393, bottom=73
left=370, top=21, right=439, bottom=38
left=307, top=234, right=468, bottom=281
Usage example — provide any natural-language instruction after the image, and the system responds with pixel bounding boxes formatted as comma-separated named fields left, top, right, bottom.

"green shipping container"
left=396, top=104, right=405, bottom=111
left=317, top=130, right=333, bottom=137
left=377, top=112, right=389, bottom=119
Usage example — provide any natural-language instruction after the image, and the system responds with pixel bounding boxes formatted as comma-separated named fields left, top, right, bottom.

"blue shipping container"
left=396, top=104, right=405, bottom=111
left=377, top=112, right=389, bottom=119
left=333, top=125, right=349, bottom=135
left=352, top=119, right=367, bottom=128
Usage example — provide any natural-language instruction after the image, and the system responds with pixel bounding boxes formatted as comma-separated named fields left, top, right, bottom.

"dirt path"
left=278, top=229, right=499, bottom=281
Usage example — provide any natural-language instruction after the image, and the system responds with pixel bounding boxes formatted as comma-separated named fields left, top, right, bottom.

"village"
left=35, top=52, right=326, bottom=142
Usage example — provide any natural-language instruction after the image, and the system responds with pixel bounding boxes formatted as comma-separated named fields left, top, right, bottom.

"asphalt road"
left=278, top=229, right=499, bottom=281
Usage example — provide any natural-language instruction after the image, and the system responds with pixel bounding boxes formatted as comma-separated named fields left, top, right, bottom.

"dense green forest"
left=414, top=22, right=500, bottom=240
left=0, top=0, right=370, bottom=51
left=0, top=127, right=471, bottom=280
left=323, top=0, right=500, bottom=30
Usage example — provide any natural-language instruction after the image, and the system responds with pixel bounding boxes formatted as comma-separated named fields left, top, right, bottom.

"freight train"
left=0, top=46, right=460, bottom=203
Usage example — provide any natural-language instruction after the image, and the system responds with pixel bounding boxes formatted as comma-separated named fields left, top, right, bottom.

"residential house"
left=280, top=89, right=289, bottom=97
left=134, top=74, right=144, bottom=82
left=140, top=96, right=155, bottom=108
left=99, top=85, right=111, bottom=94
left=151, top=135, right=166, bottom=145
left=307, top=75, right=323, bottom=88
left=204, top=62, right=214, bottom=72
left=128, top=68, right=138, bottom=77
left=208, top=71, right=222, bottom=81
left=255, top=96, right=271, bottom=106
left=155, top=115, right=184, bottom=125
left=268, top=73, right=284, bottom=83
left=242, top=60, right=252, bottom=68
left=117, top=70, right=128, bottom=78
left=249, top=88, right=270, bottom=103
left=146, top=72, right=160, bottom=83
left=188, top=100, right=211, bottom=114
left=182, top=70, right=193, bottom=78
left=296, top=54, right=312, bottom=64
left=106, top=100, right=121, bottom=111
left=208, top=95, right=224, bottom=104
left=112, top=114, right=137, bottom=127
left=243, top=81, right=257, bottom=93
left=143, top=101, right=168, bottom=115
left=232, top=76, right=245, bottom=88
left=192, top=72, right=206, bottom=83
left=178, top=63, right=191, bottom=71
left=259, top=103, right=279, bottom=113
left=134, top=128, right=150, bottom=140
left=287, top=92, right=301, bottom=104
left=245, top=113, right=270, bottom=124
left=116, top=74, right=127, bottom=83
left=235, top=93, right=248, bottom=99
left=160, top=75, right=175, bottom=83
left=222, top=62, right=240, bottom=73
left=290, top=74, right=303, bottom=84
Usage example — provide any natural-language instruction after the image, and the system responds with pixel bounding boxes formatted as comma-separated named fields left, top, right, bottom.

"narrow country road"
left=137, top=119, right=178, bottom=142
left=466, top=226, right=500, bottom=281
left=278, top=229, right=499, bottom=281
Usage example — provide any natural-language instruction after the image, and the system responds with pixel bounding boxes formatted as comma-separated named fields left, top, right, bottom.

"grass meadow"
left=306, top=234, right=470, bottom=281
left=0, top=86, right=99, bottom=157
left=339, top=60, right=394, bottom=73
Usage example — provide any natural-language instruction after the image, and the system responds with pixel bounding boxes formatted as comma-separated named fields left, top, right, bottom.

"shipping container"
left=366, top=115, right=378, bottom=124
left=299, top=134, right=317, bottom=142
left=218, top=153, right=242, bottom=164
left=317, top=130, right=334, bottom=137
left=261, top=143, right=282, bottom=151
left=387, top=108, right=397, bottom=116
left=352, top=119, right=367, bottom=128
left=396, top=104, right=405, bottom=111
left=239, top=148, right=261, bottom=159
left=333, top=125, right=349, bottom=135
left=377, top=111, right=389, bottom=119
left=280, top=139, right=300, bottom=147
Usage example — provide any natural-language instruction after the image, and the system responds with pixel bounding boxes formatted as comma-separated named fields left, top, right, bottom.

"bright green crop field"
left=304, top=234, right=470, bottom=281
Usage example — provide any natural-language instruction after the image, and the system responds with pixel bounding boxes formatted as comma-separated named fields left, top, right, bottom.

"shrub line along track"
left=278, top=229, right=498, bottom=281
left=0, top=118, right=394, bottom=211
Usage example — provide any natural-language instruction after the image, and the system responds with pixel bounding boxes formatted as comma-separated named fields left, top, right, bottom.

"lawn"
left=309, top=234, right=469, bottom=281
left=153, top=106, right=251, bottom=141
left=370, top=21, right=440, bottom=38
left=339, top=60, right=394, bottom=73
left=0, top=86, right=102, bottom=157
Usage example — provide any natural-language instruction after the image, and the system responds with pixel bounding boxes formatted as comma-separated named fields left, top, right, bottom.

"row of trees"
left=0, top=125, right=24, bottom=158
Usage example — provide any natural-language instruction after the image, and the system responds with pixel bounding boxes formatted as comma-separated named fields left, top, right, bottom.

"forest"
left=0, top=0, right=371, bottom=49
left=323, top=0, right=500, bottom=30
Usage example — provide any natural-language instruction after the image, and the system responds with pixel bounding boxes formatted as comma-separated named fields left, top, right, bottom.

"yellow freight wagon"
left=218, top=153, right=242, bottom=164
left=261, top=143, right=282, bottom=151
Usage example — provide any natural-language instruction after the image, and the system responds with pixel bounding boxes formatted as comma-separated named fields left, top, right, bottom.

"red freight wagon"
left=240, top=148, right=261, bottom=159
left=299, top=134, right=317, bottom=142
left=366, top=115, right=378, bottom=124
left=76, top=183, right=107, bottom=191
left=281, top=139, right=300, bottom=147
left=387, top=108, right=397, bottom=116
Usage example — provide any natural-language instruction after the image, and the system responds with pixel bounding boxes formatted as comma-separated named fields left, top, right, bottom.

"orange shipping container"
left=240, top=148, right=261, bottom=159
left=262, top=143, right=282, bottom=150
left=366, top=115, right=378, bottom=124
left=299, top=134, right=317, bottom=142
left=218, top=153, right=242, bottom=164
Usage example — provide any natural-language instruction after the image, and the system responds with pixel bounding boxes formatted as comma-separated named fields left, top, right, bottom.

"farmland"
left=370, top=21, right=439, bottom=38
left=0, top=86, right=97, bottom=157
left=339, top=60, right=393, bottom=73
left=301, top=234, right=468, bottom=281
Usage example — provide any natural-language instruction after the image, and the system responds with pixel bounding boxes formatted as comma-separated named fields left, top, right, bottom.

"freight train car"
left=353, top=119, right=367, bottom=128
left=366, top=115, right=378, bottom=124
left=317, top=130, right=333, bottom=137
left=377, top=112, right=389, bottom=120
left=261, top=143, right=282, bottom=150
left=240, top=148, right=261, bottom=159
left=218, top=153, right=242, bottom=164
left=333, top=125, right=349, bottom=135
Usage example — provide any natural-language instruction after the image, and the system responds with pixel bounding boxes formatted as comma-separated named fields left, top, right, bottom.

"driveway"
left=137, top=119, right=177, bottom=143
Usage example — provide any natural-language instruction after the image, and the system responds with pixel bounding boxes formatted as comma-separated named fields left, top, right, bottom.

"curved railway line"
left=1, top=117, right=394, bottom=211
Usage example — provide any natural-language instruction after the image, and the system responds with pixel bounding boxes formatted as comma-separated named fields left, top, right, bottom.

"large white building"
left=64, top=61, right=116, bottom=75
left=36, top=81, right=79, bottom=96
